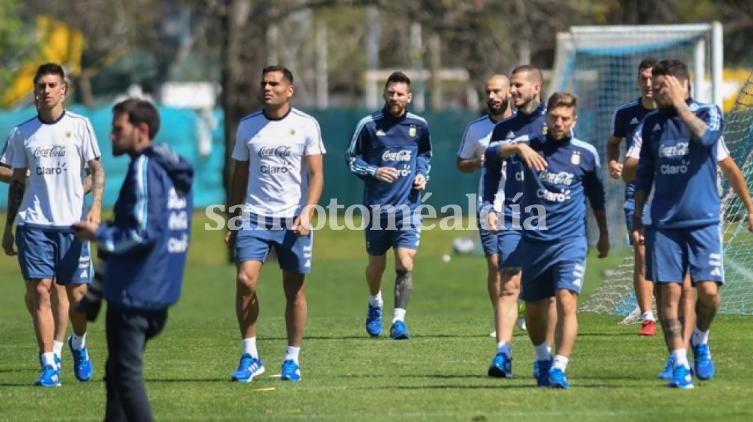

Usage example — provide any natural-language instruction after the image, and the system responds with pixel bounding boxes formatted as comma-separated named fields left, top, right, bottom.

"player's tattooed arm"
left=87, top=158, right=105, bottom=224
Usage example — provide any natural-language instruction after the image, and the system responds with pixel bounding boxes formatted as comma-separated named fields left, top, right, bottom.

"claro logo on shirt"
left=36, top=161, right=67, bottom=175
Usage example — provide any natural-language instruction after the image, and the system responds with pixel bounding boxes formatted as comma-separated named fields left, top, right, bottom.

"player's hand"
left=516, top=144, right=547, bottom=172
left=486, top=212, right=498, bottom=233
left=224, top=230, right=237, bottom=246
left=86, top=206, right=101, bottom=225
left=630, top=224, right=645, bottom=246
left=663, top=75, right=688, bottom=110
left=375, top=167, right=399, bottom=183
left=608, top=160, right=623, bottom=179
left=292, top=215, right=311, bottom=237
left=2, top=228, right=16, bottom=256
left=475, top=155, right=485, bottom=170
left=413, top=174, right=427, bottom=191
left=747, top=214, right=753, bottom=233
left=597, top=231, right=610, bottom=258
left=71, top=221, right=98, bottom=241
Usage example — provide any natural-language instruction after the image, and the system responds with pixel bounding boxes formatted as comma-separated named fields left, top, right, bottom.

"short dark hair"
left=511, top=64, right=543, bottom=84
left=638, top=58, right=658, bottom=72
left=262, top=65, right=294, bottom=84
left=112, top=98, right=161, bottom=140
left=547, top=92, right=577, bottom=111
left=652, top=59, right=690, bottom=81
left=34, top=63, right=66, bottom=85
left=385, top=71, right=411, bottom=89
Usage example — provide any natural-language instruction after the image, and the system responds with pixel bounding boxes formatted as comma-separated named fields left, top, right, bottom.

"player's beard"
left=489, top=98, right=509, bottom=118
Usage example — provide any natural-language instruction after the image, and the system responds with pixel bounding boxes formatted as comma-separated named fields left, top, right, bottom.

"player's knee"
left=33, top=282, right=52, bottom=299
left=396, top=258, right=413, bottom=272
left=236, top=270, right=258, bottom=293
left=697, top=283, right=720, bottom=306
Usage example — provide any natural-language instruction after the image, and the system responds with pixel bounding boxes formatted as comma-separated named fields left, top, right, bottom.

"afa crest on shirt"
left=570, top=151, right=581, bottom=165
left=408, top=125, right=417, bottom=138
left=541, top=126, right=547, bottom=136
left=65, top=131, right=72, bottom=138
left=289, top=129, right=296, bottom=136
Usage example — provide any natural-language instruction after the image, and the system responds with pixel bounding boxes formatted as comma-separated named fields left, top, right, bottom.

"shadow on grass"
left=146, top=377, right=231, bottom=383
left=354, top=383, right=636, bottom=390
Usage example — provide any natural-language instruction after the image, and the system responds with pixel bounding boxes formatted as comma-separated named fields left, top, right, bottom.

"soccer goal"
left=549, top=23, right=723, bottom=250
left=545, top=23, right=753, bottom=316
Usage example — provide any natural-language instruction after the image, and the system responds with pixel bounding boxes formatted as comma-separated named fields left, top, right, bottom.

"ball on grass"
left=441, top=254, right=451, bottom=263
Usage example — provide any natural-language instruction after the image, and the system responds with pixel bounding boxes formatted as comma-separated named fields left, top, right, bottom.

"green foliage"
left=1, top=213, right=752, bottom=420
left=0, top=0, right=35, bottom=89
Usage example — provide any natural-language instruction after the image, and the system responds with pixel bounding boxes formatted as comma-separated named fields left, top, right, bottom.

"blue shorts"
left=234, top=214, right=313, bottom=274
left=365, top=215, right=421, bottom=256
left=16, top=225, right=92, bottom=285
left=511, top=236, right=588, bottom=302
left=477, top=222, right=498, bottom=257
left=496, top=229, right=522, bottom=268
left=645, top=224, right=724, bottom=285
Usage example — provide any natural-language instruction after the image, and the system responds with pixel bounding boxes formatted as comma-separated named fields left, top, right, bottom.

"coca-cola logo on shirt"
left=382, top=150, right=412, bottom=162
left=258, top=145, right=292, bottom=158
left=33, top=145, right=67, bottom=158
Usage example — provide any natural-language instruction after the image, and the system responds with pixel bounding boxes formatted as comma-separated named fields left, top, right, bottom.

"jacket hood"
left=142, top=144, right=194, bottom=193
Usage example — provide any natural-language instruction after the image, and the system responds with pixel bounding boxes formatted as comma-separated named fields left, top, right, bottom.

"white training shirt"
left=8, top=111, right=100, bottom=228
left=456, top=114, right=504, bottom=212
left=626, top=129, right=729, bottom=225
left=232, top=108, right=326, bottom=218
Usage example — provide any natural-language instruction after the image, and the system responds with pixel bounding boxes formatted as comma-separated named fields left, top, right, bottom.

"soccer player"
left=605, top=58, right=658, bottom=336
left=2, top=63, right=103, bottom=387
left=632, top=59, right=747, bottom=389
left=481, top=65, right=555, bottom=378
left=502, top=92, right=609, bottom=388
left=0, top=136, right=74, bottom=370
left=625, top=132, right=753, bottom=381
left=456, top=74, right=517, bottom=336
left=346, top=71, right=432, bottom=340
left=73, top=98, right=193, bottom=421
left=227, top=65, right=325, bottom=383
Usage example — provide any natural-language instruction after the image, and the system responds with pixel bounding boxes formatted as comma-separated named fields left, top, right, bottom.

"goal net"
left=545, top=24, right=753, bottom=316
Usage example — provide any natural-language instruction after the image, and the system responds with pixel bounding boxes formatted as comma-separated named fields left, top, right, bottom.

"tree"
left=0, top=0, right=36, bottom=93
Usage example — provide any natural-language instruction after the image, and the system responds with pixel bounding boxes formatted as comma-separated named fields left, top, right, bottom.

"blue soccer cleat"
left=35, top=364, right=61, bottom=388
left=692, top=343, right=715, bottom=381
left=281, top=359, right=301, bottom=382
left=658, top=355, right=674, bottom=380
left=488, top=352, right=512, bottom=378
left=366, top=304, right=383, bottom=337
left=231, top=353, right=265, bottom=383
left=389, top=320, right=410, bottom=340
left=668, top=364, right=694, bottom=389
left=548, top=367, right=570, bottom=389
left=534, top=359, right=552, bottom=387
left=38, top=354, right=62, bottom=371
left=68, top=337, right=93, bottom=382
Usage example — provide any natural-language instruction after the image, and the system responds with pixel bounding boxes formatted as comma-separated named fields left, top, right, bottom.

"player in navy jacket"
left=346, top=71, right=431, bottom=340
left=606, top=58, right=659, bottom=336
left=73, top=99, right=192, bottom=420
left=631, top=59, right=749, bottom=389
left=479, top=65, right=555, bottom=380
left=504, top=92, right=609, bottom=388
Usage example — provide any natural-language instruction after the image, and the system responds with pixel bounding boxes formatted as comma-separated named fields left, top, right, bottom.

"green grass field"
left=1, top=213, right=752, bottom=421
